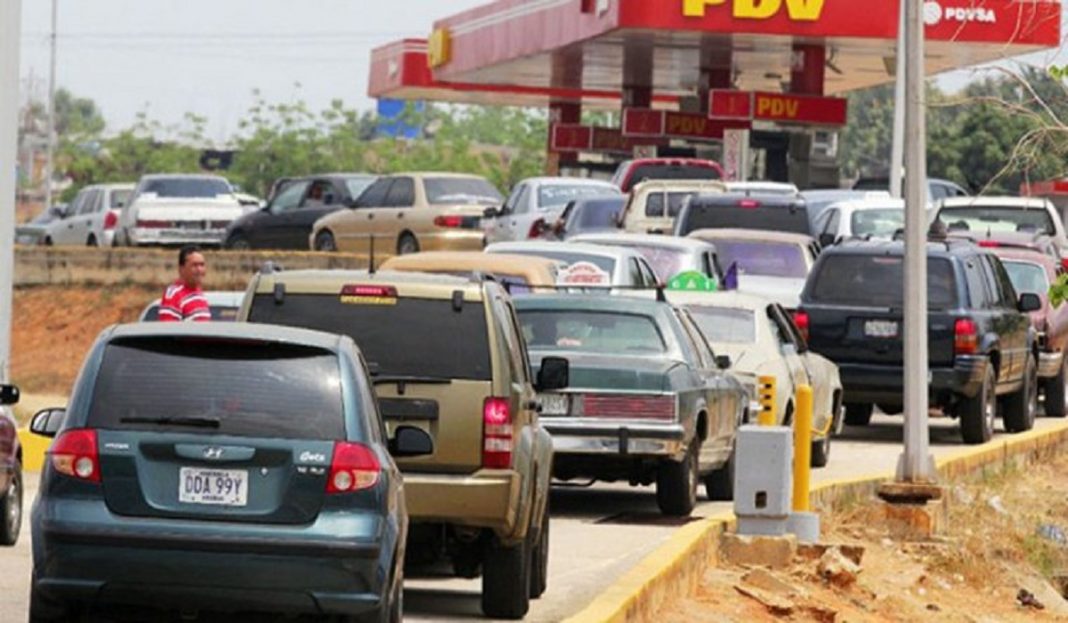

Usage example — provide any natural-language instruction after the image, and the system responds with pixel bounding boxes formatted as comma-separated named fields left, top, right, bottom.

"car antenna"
left=369, top=234, right=376, bottom=275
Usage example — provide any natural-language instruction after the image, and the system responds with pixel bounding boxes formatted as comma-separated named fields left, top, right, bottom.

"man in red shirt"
left=159, top=245, right=210, bottom=322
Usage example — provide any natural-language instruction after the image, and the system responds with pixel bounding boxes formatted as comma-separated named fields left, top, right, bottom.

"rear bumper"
left=837, top=355, right=988, bottom=405
left=1039, top=350, right=1063, bottom=378
left=418, top=230, right=485, bottom=252
left=403, top=470, right=521, bottom=534
left=544, top=419, right=687, bottom=457
left=128, top=227, right=226, bottom=246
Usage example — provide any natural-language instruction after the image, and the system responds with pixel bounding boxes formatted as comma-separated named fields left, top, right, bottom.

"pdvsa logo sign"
left=923, top=1, right=997, bottom=26
left=683, top=0, right=826, bottom=21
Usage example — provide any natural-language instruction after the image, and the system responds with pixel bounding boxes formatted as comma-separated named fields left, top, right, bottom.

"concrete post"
left=0, top=0, right=23, bottom=383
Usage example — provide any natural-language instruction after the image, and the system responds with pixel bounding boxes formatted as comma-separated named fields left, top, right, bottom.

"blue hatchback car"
left=28, top=323, right=432, bottom=622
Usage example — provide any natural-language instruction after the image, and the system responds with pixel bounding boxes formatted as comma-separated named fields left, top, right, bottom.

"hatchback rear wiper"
left=371, top=375, right=453, bottom=386
left=120, top=416, right=221, bottom=428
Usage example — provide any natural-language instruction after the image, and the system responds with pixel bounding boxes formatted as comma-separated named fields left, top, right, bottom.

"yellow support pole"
left=793, top=384, right=813, bottom=512
left=757, top=375, right=777, bottom=426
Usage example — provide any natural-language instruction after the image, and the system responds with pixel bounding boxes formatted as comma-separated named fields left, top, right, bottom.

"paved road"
left=2, top=415, right=1061, bottom=623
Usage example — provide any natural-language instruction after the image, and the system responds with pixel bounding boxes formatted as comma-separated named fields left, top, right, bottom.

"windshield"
left=344, top=177, right=375, bottom=199
left=627, top=246, right=692, bottom=280
left=807, top=255, right=958, bottom=308
left=1002, top=260, right=1050, bottom=295
left=140, top=177, right=232, bottom=199
left=518, top=310, right=666, bottom=354
left=110, top=189, right=132, bottom=209
left=685, top=307, right=756, bottom=344
left=425, top=177, right=503, bottom=205
left=714, top=240, right=807, bottom=278
left=538, top=184, right=614, bottom=209
left=680, top=201, right=809, bottom=235
left=938, top=206, right=1054, bottom=236
left=851, top=208, right=904, bottom=238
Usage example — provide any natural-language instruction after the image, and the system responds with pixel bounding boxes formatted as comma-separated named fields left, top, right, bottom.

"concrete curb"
left=563, top=420, right=1068, bottom=623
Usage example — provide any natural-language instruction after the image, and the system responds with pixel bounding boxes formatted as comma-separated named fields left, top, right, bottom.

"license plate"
left=539, top=393, right=570, bottom=416
left=864, top=320, right=899, bottom=338
left=179, top=467, right=248, bottom=506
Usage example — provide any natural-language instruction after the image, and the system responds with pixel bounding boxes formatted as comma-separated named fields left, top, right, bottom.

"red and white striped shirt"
left=159, top=281, right=210, bottom=322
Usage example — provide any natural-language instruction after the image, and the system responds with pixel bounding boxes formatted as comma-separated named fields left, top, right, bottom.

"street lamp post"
left=1, top=0, right=24, bottom=383
left=44, top=0, right=57, bottom=216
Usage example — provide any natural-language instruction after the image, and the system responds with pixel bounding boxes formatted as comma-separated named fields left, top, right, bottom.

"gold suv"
left=238, top=269, right=565, bottom=619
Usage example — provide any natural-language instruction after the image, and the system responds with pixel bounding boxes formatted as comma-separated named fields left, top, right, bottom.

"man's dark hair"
left=178, top=245, right=202, bottom=267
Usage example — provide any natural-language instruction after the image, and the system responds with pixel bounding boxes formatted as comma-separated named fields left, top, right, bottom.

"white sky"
left=18, top=1, right=1067, bottom=142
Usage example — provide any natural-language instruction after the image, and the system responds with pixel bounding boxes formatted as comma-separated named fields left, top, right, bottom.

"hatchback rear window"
left=88, top=338, right=345, bottom=440
left=519, top=310, right=666, bottom=354
left=807, top=255, right=958, bottom=308
left=938, top=206, right=1054, bottom=236
left=680, top=201, right=809, bottom=235
left=424, top=177, right=503, bottom=205
left=140, top=178, right=231, bottom=199
left=248, top=294, right=492, bottom=380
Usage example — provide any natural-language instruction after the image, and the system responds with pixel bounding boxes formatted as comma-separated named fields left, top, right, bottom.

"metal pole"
left=889, top=0, right=906, bottom=198
left=44, top=0, right=57, bottom=215
left=1, top=0, right=24, bottom=382
left=899, top=0, right=933, bottom=482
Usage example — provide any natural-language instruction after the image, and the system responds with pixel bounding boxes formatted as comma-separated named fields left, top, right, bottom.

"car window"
left=77, top=190, right=99, bottom=216
left=270, top=180, right=311, bottom=214
left=518, top=310, right=667, bottom=354
left=537, top=184, right=613, bottom=210
left=499, top=249, right=615, bottom=274
left=714, top=240, right=808, bottom=278
left=645, top=192, right=666, bottom=217
left=851, top=208, right=904, bottom=238
left=628, top=258, right=643, bottom=286
left=939, top=206, right=1055, bottom=236
left=963, top=259, right=993, bottom=309
left=301, top=180, right=338, bottom=207
left=989, top=256, right=1020, bottom=308
left=140, top=177, right=231, bottom=198
left=929, top=184, right=949, bottom=201
left=1002, top=260, right=1050, bottom=296
left=686, top=306, right=756, bottom=344
left=424, top=177, right=502, bottom=205
left=110, top=189, right=132, bottom=209
left=355, top=178, right=392, bottom=208
left=822, top=209, right=840, bottom=235
left=490, top=294, right=530, bottom=385
left=503, top=183, right=525, bottom=215
left=343, top=177, right=375, bottom=200
left=679, top=200, right=810, bottom=236
left=66, top=191, right=88, bottom=217
left=806, top=254, right=958, bottom=309
left=638, top=257, right=660, bottom=285
left=676, top=311, right=714, bottom=368
left=384, top=177, right=415, bottom=208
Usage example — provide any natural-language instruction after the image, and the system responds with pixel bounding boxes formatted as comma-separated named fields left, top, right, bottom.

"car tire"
left=1043, top=357, right=1067, bottom=418
left=657, top=441, right=699, bottom=516
left=959, top=364, right=996, bottom=445
left=0, top=460, right=22, bottom=546
left=314, top=230, right=338, bottom=252
left=843, top=402, right=873, bottom=426
left=397, top=233, right=420, bottom=256
left=86, top=234, right=98, bottom=247
left=810, top=434, right=831, bottom=468
left=1003, top=355, right=1037, bottom=433
left=481, top=535, right=531, bottom=619
left=529, top=499, right=550, bottom=599
left=227, top=234, right=251, bottom=251
left=42, top=236, right=52, bottom=246
left=704, top=445, right=735, bottom=502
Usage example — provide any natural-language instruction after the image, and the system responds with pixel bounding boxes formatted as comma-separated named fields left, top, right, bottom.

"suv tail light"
left=103, top=210, right=119, bottom=230
left=792, top=310, right=810, bottom=342
left=527, top=218, right=548, bottom=239
left=326, top=441, right=380, bottom=494
left=482, top=397, right=513, bottom=469
left=50, top=429, right=100, bottom=483
left=954, top=318, right=978, bottom=355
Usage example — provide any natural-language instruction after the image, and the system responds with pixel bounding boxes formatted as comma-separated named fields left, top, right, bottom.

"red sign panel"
left=751, top=92, right=847, bottom=126
left=709, top=90, right=752, bottom=120
left=623, top=109, right=750, bottom=140
left=550, top=124, right=594, bottom=151
left=551, top=124, right=666, bottom=154
left=622, top=109, right=666, bottom=137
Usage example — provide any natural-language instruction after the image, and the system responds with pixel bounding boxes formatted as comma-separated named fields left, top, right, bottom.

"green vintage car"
left=514, top=294, right=751, bottom=516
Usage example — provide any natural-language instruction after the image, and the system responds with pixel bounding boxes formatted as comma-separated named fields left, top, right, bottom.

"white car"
left=672, top=290, right=842, bottom=467
left=686, top=228, right=820, bottom=309
left=800, top=189, right=892, bottom=232
left=42, top=183, right=134, bottom=247
left=933, top=196, right=1068, bottom=260
left=811, top=197, right=905, bottom=246
left=116, top=174, right=246, bottom=247
left=482, top=177, right=620, bottom=244
left=568, top=233, right=723, bottom=285
left=618, top=179, right=726, bottom=234
left=485, top=241, right=661, bottom=289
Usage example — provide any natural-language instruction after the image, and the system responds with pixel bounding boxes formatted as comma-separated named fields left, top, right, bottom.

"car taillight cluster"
left=576, top=394, right=675, bottom=420
left=136, top=219, right=171, bottom=229
left=792, top=310, right=810, bottom=342
left=433, top=215, right=464, bottom=228
left=482, top=397, right=513, bottom=469
left=954, top=318, right=979, bottom=355
left=326, top=441, right=381, bottom=494
left=50, top=429, right=100, bottom=483
left=103, top=210, right=119, bottom=230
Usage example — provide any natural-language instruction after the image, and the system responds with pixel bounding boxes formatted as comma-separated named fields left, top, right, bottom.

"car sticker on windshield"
left=667, top=270, right=718, bottom=292
left=557, top=262, right=611, bottom=286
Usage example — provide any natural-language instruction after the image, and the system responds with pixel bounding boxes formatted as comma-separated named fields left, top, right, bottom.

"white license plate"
left=539, top=394, right=570, bottom=416
left=179, top=467, right=248, bottom=507
left=864, top=320, right=899, bottom=338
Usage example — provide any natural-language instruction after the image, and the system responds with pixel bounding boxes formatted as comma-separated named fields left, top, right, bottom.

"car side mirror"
left=818, top=233, right=836, bottom=247
left=1019, top=292, right=1042, bottom=313
left=389, top=425, right=434, bottom=457
left=483, top=206, right=501, bottom=219
left=0, top=384, right=18, bottom=405
left=30, top=408, right=65, bottom=438
left=715, top=355, right=731, bottom=370
left=536, top=356, right=570, bottom=392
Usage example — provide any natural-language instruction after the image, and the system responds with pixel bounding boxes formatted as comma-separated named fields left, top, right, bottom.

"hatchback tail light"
left=50, top=429, right=100, bottom=483
left=482, top=398, right=513, bottom=469
left=136, top=219, right=171, bottom=229
left=433, top=215, right=464, bottom=228
left=103, top=210, right=119, bottom=230
left=527, top=218, right=549, bottom=239
left=792, top=310, right=810, bottom=342
left=326, top=441, right=380, bottom=494
left=954, top=318, right=978, bottom=355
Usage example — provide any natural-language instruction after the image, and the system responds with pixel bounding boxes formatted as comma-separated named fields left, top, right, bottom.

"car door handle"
left=367, top=213, right=375, bottom=220
left=397, top=213, right=404, bottom=219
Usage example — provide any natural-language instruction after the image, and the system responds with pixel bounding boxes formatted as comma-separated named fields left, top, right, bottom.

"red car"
left=609, top=158, right=725, bottom=193
left=0, top=383, right=21, bottom=546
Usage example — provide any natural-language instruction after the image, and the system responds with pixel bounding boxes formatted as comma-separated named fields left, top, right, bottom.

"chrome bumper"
left=543, top=419, right=687, bottom=457
left=1039, top=351, right=1064, bottom=378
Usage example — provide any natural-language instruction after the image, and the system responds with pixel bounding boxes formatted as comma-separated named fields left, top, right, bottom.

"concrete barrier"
left=15, top=246, right=368, bottom=290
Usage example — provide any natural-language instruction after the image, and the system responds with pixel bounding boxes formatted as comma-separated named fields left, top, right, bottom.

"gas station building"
left=370, top=0, right=1061, bottom=188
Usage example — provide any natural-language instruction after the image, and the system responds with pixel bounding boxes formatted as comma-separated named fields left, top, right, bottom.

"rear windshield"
left=680, top=201, right=809, bottom=235
left=1002, top=260, right=1050, bottom=295
left=851, top=208, right=904, bottom=238
left=140, top=178, right=231, bottom=199
left=686, top=307, right=756, bottom=344
left=501, top=249, right=616, bottom=275
left=628, top=246, right=690, bottom=280
left=571, top=199, right=624, bottom=230
left=518, top=310, right=666, bottom=354
left=714, top=240, right=807, bottom=278
left=425, top=177, right=503, bottom=205
left=807, top=255, right=958, bottom=308
left=646, top=192, right=696, bottom=217
left=938, top=206, right=1054, bottom=236
left=248, top=294, right=492, bottom=380
left=88, top=338, right=344, bottom=440
left=538, top=184, right=614, bottom=209
left=626, top=164, right=720, bottom=188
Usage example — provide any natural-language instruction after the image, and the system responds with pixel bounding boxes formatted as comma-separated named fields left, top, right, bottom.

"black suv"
left=796, top=240, right=1042, bottom=444
left=674, top=193, right=810, bottom=237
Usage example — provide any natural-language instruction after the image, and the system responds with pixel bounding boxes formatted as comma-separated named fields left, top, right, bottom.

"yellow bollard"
left=757, top=375, right=777, bottom=426
left=793, top=384, right=814, bottom=512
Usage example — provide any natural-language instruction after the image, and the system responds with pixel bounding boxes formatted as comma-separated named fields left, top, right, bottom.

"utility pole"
left=1, top=0, right=24, bottom=383
left=889, top=0, right=906, bottom=199
left=44, top=0, right=57, bottom=215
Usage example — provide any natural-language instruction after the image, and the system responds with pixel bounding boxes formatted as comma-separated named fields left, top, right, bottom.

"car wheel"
left=959, top=364, right=996, bottom=444
left=86, top=234, right=98, bottom=247
left=1043, top=356, right=1067, bottom=418
left=810, top=434, right=831, bottom=468
left=657, top=441, right=699, bottom=515
left=227, top=235, right=251, bottom=251
left=0, top=460, right=22, bottom=546
left=843, top=402, right=873, bottom=426
left=704, top=444, right=735, bottom=502
left=481, top=535, right=531, bottom=619
left=42, top=236, right=53, bottom=246
left=314, top=230, right=338, bottom=252
left=529, top=499, right=550, bottom=599
left=397, top=233, right=420, bottom=256
left=1003, top=355, right=1037, bottom=433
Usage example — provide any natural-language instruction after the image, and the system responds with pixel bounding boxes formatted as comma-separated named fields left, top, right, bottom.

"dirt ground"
left=663, top=455, right=1068, bottom=622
